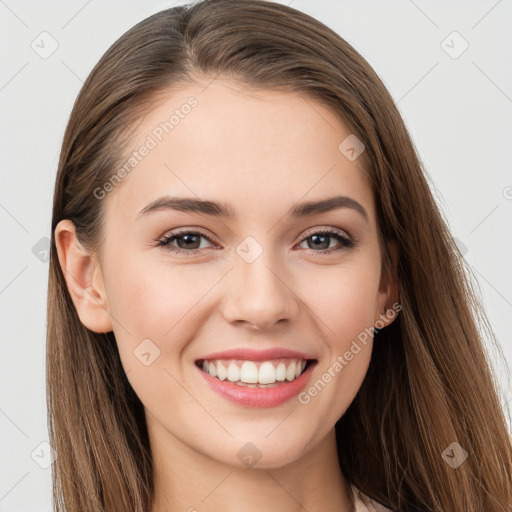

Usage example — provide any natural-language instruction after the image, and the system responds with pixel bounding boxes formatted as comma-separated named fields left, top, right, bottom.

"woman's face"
left=84, top=79, right=396, bottom=468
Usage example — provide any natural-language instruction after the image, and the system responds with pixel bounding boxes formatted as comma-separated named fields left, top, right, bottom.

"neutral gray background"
left=1, top=0, right=511, bottom=510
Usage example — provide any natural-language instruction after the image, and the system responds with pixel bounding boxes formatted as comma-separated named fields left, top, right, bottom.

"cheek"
left=295, top=260, right=379, bottom=407
left=104, top=253, right=219, bottom=359
left=104, top=256, right=214, bottom=405
left=106, top=249, right=190, bottom=324
left=298, top=259, right=380, bottom=343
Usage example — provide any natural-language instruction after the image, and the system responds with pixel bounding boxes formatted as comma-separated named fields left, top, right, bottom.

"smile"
left=196, top=358, right=312, bottom=387
left=195, top=357, right=318, bottom=407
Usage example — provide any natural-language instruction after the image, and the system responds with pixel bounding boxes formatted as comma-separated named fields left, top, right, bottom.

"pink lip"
left=197, top=347, right=316, bottom=362
left=196, top=360, right=317, bottom=408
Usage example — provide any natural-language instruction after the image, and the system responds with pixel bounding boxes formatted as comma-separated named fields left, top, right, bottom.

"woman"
left=47, top=1, right=512, bottom=511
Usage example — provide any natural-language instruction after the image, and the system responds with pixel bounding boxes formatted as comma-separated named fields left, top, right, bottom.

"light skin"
left=55, top=78, right=398, bottom=512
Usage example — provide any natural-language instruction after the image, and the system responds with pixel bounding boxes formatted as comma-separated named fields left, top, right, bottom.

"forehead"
left=104, top=79, right=375, bottom=225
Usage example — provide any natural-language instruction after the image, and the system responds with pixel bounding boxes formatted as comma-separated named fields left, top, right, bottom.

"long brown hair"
left=47, top=1, right=512, bottom=510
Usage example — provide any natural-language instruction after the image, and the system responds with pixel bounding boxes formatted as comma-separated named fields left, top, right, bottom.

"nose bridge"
left=222, top=235, right=297, bottom=329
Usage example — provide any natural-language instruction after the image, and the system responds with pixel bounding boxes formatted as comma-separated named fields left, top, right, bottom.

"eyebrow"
left=137, top=195, right=369, bottom=223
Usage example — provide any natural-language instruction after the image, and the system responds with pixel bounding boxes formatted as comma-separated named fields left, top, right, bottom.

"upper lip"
left=197, top=347, right=317, bottom=362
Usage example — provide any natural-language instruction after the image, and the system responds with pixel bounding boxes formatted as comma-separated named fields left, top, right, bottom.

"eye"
left=296, top=228, right=356, bottom=255
left=156, top=227, right=356, bottom=256
left=156, top=229, right=217, bottom=256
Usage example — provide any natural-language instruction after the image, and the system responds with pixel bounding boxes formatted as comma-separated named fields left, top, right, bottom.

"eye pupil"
left=308, top=234, right=330, bottom=250
left=177, top=234, right=200, bottom=249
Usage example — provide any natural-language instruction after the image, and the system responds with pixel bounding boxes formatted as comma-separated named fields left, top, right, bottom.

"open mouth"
left=195, top=357, right=317, bottom=388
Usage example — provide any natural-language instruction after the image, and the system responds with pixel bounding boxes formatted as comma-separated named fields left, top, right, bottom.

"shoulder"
left=350, top=484, right=393, bottom=512
left=350, top=484, right=429, bottom=512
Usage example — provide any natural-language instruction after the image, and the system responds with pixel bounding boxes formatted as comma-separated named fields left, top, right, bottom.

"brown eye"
left=157, top=230, right=215, bottom=255
left=297, top=229, right=355, bottom=255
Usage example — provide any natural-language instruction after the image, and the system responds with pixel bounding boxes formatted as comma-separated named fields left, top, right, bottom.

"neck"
left=149, top=422, right=354, bottom=512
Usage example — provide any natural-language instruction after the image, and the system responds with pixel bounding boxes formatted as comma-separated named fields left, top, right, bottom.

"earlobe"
left=54, top=220, right=113, bottom=333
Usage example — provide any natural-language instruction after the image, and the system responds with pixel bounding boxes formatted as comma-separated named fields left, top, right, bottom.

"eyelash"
left=156, top=228, right=357, bottom=257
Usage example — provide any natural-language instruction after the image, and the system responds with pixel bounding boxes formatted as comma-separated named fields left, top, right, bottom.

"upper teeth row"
left=201, top=359, right=307, bottom=384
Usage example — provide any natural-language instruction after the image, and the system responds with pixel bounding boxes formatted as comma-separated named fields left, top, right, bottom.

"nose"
left=220, top=250, right=299, bottom=331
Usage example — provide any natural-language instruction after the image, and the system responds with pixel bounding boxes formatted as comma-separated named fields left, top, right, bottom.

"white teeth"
left=276, top=363, right=287, bottom=381
left=208, top=361, right=217, bottom=378
left=200, top=358, right=311, bottom=385
left=227, top=362, right=240, bottom=382
left=217, top=362, right=227, bottom=381
left=235, top=381, right=280, bottom=388
left=240, top=361, right=259, bottom=384
left=286, top=361, right=296, bottom=381
left=258, top=361, right=276, bottom=384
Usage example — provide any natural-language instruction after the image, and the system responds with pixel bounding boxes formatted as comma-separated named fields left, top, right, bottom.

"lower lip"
left=196, top=361, right=317, bottom=408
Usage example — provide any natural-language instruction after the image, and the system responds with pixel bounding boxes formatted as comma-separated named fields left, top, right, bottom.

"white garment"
left=350, top=484, right=393, bottom=512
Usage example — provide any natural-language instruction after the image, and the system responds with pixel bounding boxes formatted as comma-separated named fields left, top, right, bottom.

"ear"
left=374, top=239, right=400, bottom=329
left=54, top=219, right=113, bottom=333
